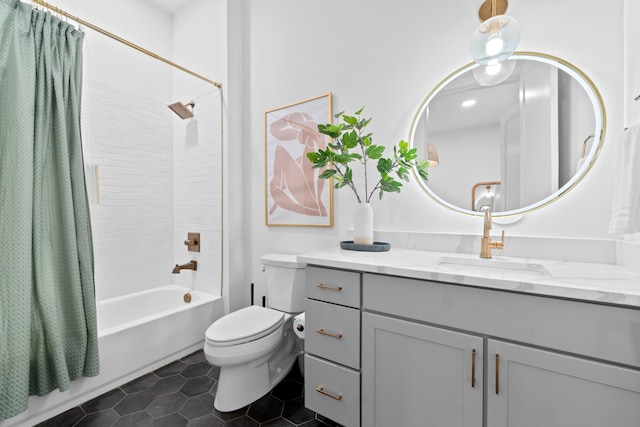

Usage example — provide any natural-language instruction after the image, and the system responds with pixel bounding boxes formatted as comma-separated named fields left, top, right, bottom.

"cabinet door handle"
left=316, top=386, right=343, bottom=400
left=495, top=354, right=500, bottom=395
left=471, top=349, right=476, bottom=388
left=316, top=328, right=343, bottom=339
left=316, top=283, right=343, bottom=291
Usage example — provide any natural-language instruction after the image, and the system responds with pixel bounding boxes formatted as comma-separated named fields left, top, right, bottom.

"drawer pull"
left=471, top=349, right=476, bottom=388
left=495, top=354, right=500, bottom=395
left=316, top=283, right=343, bottom=291
left=316, top=386, right=343, bottom=401
left=316, top=328, right=343, bottom=339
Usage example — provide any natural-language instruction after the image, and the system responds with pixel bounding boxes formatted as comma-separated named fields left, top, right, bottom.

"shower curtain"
left=0, top=0, right=99, bottom=421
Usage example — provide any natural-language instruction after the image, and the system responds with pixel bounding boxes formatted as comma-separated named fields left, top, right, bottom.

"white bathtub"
left=1, top=285, right=223, bottom=427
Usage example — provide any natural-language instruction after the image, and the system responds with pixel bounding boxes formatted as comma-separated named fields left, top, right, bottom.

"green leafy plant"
left=306, top=107, right=430, bottom=203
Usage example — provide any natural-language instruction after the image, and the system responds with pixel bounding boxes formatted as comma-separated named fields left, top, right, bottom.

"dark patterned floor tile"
left=74, top=408, right=119, bottom=427
left=182, top=351, right=206, bottom=365
left=81, top=388, right=126, bottom=414
left=211, top=405, right=248, bottom=421
left=261, top=418, right=296, bottom=426
left=181, top=376, right=215, bottom=397
left=282, top=397, right=316, bottom=425
left=222, top=416, right=259, bottom=427
left=113, top=410, right=153, bottom=427
left=180, top=392, right=216, bottom=420
left=113, top=390, right=155, bottom=416
left=121, top=372, right=159, bottom=393
left=187, top=413, right=225, bottom=427
left=155, top=360, right=186, bottom=377
left=151, top=375, right=188, bottom=395
left=298, top=419, right=338, bottom=427
left=271, top=378, right=303, bottom=401
left=246, top=394, right=283, bottom=423
left=35, top=406, right=85, bottom=427
left=147, top=392, right=187, bottom=418
left=315, top=414, right=342, bottom=426
left=181, top=362, right=213, bottom=378
left=151, top=412, right=188, bottom=427
left=39, top=350, right=330, bottom=427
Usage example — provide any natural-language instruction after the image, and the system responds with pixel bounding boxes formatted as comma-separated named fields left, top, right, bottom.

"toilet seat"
left=206, top=306, right=285, bottom=347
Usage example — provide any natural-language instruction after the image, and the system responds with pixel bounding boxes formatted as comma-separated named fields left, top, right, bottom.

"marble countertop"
left=298, top=247, right=640, bottom=309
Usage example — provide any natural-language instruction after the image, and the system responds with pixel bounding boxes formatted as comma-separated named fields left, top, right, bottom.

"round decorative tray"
left=340, top=240, right=391, bottom=252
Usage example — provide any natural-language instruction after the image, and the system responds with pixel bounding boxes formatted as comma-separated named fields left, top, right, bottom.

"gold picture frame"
left=265, top=93, right=333, bottom=227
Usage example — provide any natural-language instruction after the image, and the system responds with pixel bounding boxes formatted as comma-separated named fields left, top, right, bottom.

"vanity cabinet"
left=303, top=264, right=640, bottom=426
left=362, top=272, right=640, bottom=427
left=304, top=267, right=361, bottom=427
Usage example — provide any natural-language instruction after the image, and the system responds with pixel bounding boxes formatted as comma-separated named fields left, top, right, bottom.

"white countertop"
left=298, top=247, right=640, bottom=309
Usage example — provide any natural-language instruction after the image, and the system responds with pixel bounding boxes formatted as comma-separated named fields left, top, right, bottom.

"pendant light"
left=470, top=0, right=521, bottom=65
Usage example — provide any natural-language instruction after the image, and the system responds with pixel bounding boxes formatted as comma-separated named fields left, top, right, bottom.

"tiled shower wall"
left=82, top=80, right=222, bottom=301
left=172, top=91, right=223, bottom=295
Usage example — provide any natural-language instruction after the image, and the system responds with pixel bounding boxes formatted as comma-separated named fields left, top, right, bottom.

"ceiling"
left=141, top=0, right=192, bottom=14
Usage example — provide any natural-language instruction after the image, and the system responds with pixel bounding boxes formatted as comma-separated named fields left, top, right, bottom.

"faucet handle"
left=495, top=230, right=505, bottom=249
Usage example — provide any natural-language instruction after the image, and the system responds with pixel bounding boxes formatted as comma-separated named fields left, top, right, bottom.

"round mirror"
left=409, top=52, right=606, bottom=218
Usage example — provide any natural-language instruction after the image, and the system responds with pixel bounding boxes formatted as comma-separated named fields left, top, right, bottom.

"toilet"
left=203, top=254, right=306, bottom=412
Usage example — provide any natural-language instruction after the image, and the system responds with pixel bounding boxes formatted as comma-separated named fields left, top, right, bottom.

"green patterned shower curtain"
left=0, top=0, right=99, bottom=421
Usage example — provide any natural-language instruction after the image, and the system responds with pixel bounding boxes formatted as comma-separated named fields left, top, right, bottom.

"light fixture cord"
left=491, top=0, right=496, bottom=17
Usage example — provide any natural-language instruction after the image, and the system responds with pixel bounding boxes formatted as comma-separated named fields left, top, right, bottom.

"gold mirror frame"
left=409, top=52, right=606, bottom=218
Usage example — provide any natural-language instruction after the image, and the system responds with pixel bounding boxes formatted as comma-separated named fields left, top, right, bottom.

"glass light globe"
left=485, top=33, right=505, bottom=56
left=472, top=59, right=517, bottom=86
left=470, top=15, right=521, bottom=65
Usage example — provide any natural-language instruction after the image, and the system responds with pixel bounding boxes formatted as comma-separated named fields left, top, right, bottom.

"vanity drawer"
left=305, top=354, right=360, bottom=427
left=306, top=266, right=360, bottom=308
left=305, top=298, right=360, bottom=369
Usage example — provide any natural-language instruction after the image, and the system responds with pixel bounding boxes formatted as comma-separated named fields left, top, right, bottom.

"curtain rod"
left=31, top=0, right=222, bottom=89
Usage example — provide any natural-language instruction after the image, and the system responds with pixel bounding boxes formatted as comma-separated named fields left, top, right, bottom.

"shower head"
left=168, top=101, right=195, bottom=119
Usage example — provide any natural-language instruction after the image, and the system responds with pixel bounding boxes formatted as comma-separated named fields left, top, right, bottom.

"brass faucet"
left=172, top=260, right=197, bottom=274
left=480, top=210, right=504, bottom=259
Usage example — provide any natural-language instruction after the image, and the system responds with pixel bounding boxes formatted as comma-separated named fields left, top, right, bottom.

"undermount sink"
left=436, top=256, right=551, bottom=277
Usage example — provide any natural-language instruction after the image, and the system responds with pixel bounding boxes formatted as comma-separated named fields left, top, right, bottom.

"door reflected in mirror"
left=410, top=52, right=605, bottom=217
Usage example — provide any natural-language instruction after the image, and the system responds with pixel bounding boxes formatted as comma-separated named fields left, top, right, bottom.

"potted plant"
left=306, top=107, right=430, bottom=245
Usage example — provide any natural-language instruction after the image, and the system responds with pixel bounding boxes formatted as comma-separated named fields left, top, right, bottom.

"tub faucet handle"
left=184, top=232, right=200, bottom=252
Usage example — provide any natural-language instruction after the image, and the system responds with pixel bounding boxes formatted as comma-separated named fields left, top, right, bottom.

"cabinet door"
left=362, top=312, right=483, bottom=427
left=488, top=340, right=640, bottom=427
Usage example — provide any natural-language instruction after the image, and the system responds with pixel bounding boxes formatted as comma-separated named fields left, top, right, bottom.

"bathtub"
left=1, top=285, right=223, bottom=427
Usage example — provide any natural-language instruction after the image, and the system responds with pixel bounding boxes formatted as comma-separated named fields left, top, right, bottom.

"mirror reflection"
left=410, top=53, right=605, bottom=217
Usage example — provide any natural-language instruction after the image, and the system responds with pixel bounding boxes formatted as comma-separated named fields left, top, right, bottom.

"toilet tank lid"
left=261, top=253, right=306, bottom=269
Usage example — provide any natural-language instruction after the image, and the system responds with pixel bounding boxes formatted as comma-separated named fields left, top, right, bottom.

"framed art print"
left=265, top=93, right=333, bottom=227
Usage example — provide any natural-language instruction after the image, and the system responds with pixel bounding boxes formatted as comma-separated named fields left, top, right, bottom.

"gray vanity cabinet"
left=303, top=265, right=640, bottom=426
left=362, top=272, right=640, bottom=427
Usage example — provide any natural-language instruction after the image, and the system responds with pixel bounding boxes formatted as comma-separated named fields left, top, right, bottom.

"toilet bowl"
left=203, top=254, right=305, bottom=412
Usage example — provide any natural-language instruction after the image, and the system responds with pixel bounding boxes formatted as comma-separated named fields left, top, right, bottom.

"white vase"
left=353, top=202, right=374, bottom=245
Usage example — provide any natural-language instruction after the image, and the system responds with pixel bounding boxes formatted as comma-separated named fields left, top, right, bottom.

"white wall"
left=50, top=0, right=628, bottom=311
left=236, top=0, right=624, bottom=306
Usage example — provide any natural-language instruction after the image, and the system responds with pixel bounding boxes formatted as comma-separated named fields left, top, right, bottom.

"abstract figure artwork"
left=265, top=93, right=333, bottom=226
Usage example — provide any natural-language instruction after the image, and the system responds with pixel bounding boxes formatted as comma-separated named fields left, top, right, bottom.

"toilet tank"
left=261, top=253, right=306, bottom=313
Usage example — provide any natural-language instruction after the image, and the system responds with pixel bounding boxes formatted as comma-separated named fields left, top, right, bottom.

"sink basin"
left=436, top=256, right=550, bottom=277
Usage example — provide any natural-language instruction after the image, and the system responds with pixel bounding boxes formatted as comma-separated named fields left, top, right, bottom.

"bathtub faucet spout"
left=172, top=260, right=197, bottom=274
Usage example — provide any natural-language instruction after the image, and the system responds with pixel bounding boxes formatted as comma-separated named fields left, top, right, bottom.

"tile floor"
left=37, top=350, right=341, bottom=427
